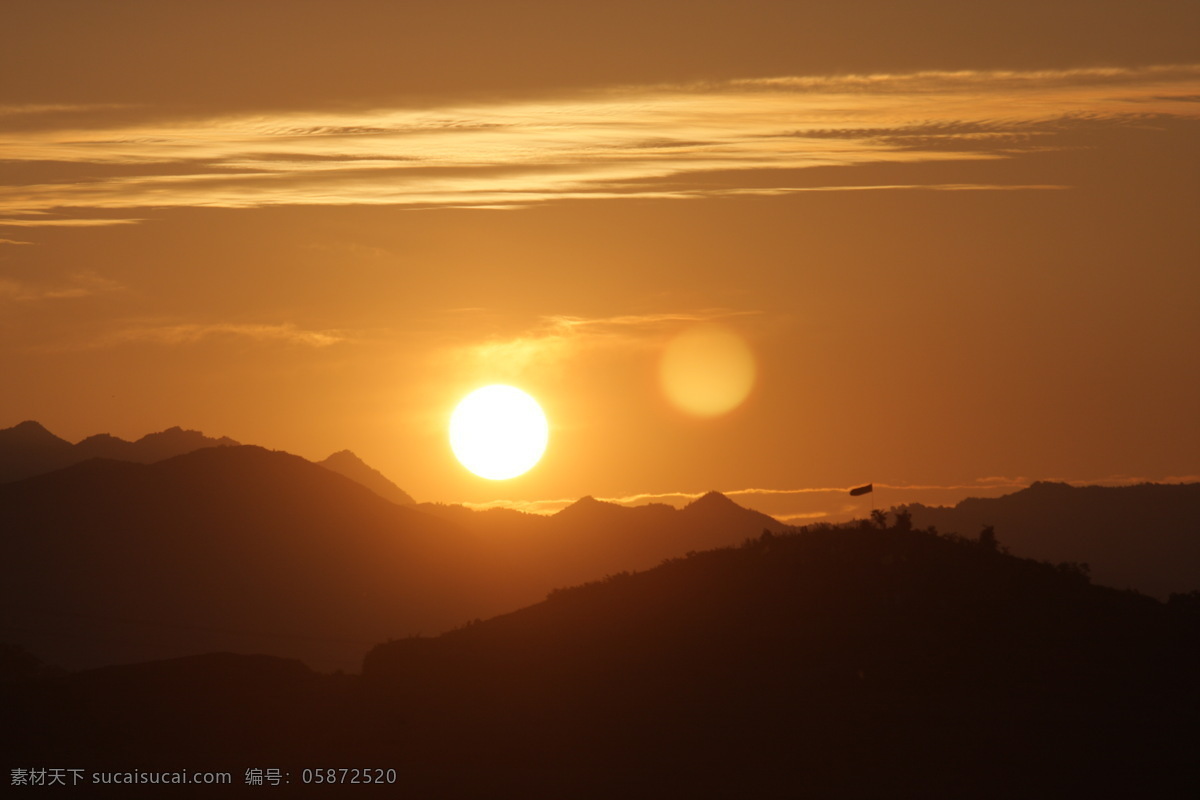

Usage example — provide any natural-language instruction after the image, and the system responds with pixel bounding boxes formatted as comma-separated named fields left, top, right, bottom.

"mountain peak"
left=680, top=490, right=787, bottom=533
left=0, top=421, right=75, bottom=482
left=683, top=491, right=741, bottom=513
left=318, top=450, right=414, bottom=506
left=0, top=420, right=71, bottom=448
left=1025, top=481, right=1074, bottom=493
left=78, top=433, right=124, bottom=444
left=322, top=449, right=366, bottom=468
left=135, top=426, right=240, bottom=448
left=554, top=495, right=623, bottom=519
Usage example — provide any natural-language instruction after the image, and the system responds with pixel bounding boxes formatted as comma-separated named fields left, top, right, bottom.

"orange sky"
left=3, top=0, right=1198, bottom=521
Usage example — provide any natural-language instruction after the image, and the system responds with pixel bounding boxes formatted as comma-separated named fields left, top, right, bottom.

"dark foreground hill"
left=5, top=523, right=1195, bottom=798
left=902, top=481, right=1200, bottom=598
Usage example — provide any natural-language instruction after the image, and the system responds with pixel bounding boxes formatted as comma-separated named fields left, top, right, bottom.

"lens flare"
left=659, top=323, right=756, bottom=417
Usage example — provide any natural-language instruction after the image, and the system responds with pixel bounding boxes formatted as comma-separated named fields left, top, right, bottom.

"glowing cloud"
left=0, top=65, right=1195, bottom=220
left=450, top=309, right=761, bottom=379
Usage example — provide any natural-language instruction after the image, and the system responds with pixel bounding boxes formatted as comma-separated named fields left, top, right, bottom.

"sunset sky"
left=3, top=0, right=1197, bottom=521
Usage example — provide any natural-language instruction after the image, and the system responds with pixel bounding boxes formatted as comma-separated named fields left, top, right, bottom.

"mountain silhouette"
left=544, top=490, right=786, bottom=570
left=415, top=490, right=790, bottom=611
left=0, top=420, right=240, bottom=483
left=318, top=449, right=415, bottom=506
left=0, top=447, right=788, bottom=672
left=0, top=446, right=474, bottom=671
left=680, top=489, right=783, bottom=536
left=4, top=522, right=1193, bottom=798
left=0, top=420, right=74, bottom=482
left=0, top=420, right=419, bottom=507
left=901, top=481, right=1200, bottom=598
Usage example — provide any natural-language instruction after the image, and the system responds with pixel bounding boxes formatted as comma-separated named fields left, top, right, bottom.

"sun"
left=450, top=385, right=549, bottom=480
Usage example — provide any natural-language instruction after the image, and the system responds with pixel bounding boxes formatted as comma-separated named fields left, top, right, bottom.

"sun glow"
left=449, top=385, right=549, bottom=480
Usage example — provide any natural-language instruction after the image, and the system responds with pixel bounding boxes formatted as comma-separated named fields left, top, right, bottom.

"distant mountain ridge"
left=901, top=481, right=1200, bottom=599
left=0, top=420, right=414, bottom=507
left=423, top=490, right=785, bottom=541
left=0, top=420, right=240, bottom=483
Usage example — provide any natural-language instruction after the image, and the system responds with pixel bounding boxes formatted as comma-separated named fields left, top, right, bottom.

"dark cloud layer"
left=5, top=1, right=1198, bottom=114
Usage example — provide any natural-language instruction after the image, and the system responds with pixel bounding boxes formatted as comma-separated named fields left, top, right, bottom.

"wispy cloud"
left=0, top=238, right=33, bottom=245
left=543, top=310, right=762, bottom=335
left=458, top=474, right=1199, bottom=521
left=2, top=65, right=1196, bottom=220
left=99, top=322, right=349, bottom=348
left=452, top=309, right=758, bottom=374
left=0, top=103, right=133, bottom=117
left=0, top=217, right=144, bottom=227
left=0, top=271, right=122, bottom=302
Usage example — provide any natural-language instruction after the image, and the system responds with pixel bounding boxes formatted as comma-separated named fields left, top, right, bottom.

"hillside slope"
left=357, top=524, right=1197, bottom=796
left=5, top=523, right=1194, bottom=798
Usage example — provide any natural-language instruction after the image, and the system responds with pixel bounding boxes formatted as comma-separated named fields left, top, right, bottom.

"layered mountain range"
left=0, top=420, right=415, bottom=505
left=1, top=421, right=1196, bottom=676
left=0, top=423, right=790, bottom=671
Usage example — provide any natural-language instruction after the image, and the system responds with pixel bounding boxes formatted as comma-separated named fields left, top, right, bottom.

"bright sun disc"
left=450, top=385, right=549, bottom=480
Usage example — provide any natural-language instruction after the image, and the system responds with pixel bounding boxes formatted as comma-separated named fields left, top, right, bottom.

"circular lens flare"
left=450, top=385, right=549, bottom=480
left=660, top=323, right=756, bottom=417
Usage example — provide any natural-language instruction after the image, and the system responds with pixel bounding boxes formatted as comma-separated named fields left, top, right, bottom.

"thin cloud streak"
left=0, top=271, right=122, bottom=302
left=728, top=64, right=1200, bottom=92
left=97, top=322, right=350, bottom=349
left=0, top=217, right=144, bottom=227
left=454, top=309, right=759, bottom=374
left=1, top=65, right=1196, bottom=219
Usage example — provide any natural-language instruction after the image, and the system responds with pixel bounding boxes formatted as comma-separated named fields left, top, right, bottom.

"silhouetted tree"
left=893, top=508, right=913, bottom=532
left=979, top=524, right=997, bottom=551
left=870, top=509, right=888, bottom=530
left=1055, top=561, right=1091, bottom=583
